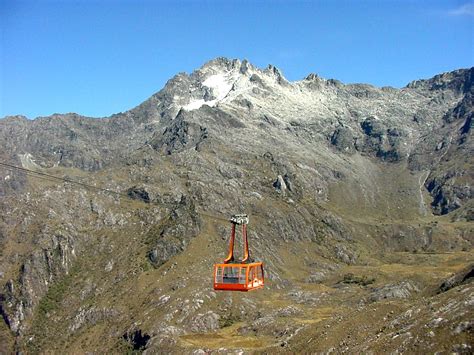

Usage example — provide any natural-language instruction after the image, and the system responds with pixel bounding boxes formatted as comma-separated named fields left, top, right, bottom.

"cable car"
left=213, top=214, right=264, bottom=291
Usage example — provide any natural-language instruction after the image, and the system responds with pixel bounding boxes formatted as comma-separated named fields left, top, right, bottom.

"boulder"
left=439, top=264, right=474, bottom=293
left=370, top=281, right=420, bottom=302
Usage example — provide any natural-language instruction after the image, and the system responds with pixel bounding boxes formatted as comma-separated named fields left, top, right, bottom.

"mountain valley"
left=0, top=58, right=472, bottom=353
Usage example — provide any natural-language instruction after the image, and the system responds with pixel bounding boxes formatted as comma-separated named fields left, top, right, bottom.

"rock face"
left=331, top=126, right=356, bottom=153
left=0, top=58, right=472, bottom=353
left=370, top=281, right=420, bottom=302
left=1, top=232, right=77, bottom=334
left=439, top=264, right=474, bottom=293
left=147, top=196, right=201, bottom=268
left=189, top=311, right=220, bottom=332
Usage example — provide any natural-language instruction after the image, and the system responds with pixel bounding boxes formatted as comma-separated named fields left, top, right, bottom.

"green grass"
left=341, top=273, right=375, bottom=286
left=27, top=264, right=81, bottom=353
left=219, top=311, right=242, bottom=328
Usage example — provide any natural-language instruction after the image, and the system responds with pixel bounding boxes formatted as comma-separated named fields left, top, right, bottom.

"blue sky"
left=1, top=0, right=473, bottom=119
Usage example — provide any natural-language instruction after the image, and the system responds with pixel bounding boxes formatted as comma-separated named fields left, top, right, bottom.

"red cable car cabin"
left=213, top=214, right=264, bottom=291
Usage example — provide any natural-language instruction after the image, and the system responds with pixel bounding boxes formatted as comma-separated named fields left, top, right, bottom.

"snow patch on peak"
left=203, top=73, right=234, bottom=100
left=183, top=99, right=210, bottom=111
left=182, top=71, right=239, bottom=111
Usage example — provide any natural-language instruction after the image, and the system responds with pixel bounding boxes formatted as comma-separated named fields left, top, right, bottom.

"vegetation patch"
left=219, top=311, right=242, bottom=328
left=27, top=264, right=80, bottom=352
left=341, top=273, right=375, bottom=286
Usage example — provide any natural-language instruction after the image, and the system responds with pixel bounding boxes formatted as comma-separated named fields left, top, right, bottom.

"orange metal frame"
left=213, top=215, right=265, bottom=292
left=224, top=223, right=249, bottom=264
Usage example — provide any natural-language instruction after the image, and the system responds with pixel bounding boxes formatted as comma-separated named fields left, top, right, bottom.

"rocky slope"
left=0, top=58, right=472, bottom=353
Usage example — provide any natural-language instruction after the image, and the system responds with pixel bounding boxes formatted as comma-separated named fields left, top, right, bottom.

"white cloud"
left=449, top=3, right=474, bottom=16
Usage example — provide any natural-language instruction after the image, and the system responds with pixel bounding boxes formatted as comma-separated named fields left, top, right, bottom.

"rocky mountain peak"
left=200, top=57, right=242, bottom=71
left=155, top=58, right=256, bottom=113
left=406, top=67, right=474, bottom=94
left=1, top=115, right=28, bottom=124
left=135, top=58, right=326, bottom=122
left=305, top=73, right=321, bottom=81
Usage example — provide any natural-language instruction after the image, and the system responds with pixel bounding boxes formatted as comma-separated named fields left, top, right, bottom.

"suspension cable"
left=0, top=161, right=231, bottom=223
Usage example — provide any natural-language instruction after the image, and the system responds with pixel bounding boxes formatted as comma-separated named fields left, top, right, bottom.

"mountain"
left=0, top=58, right=472, bottom=353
